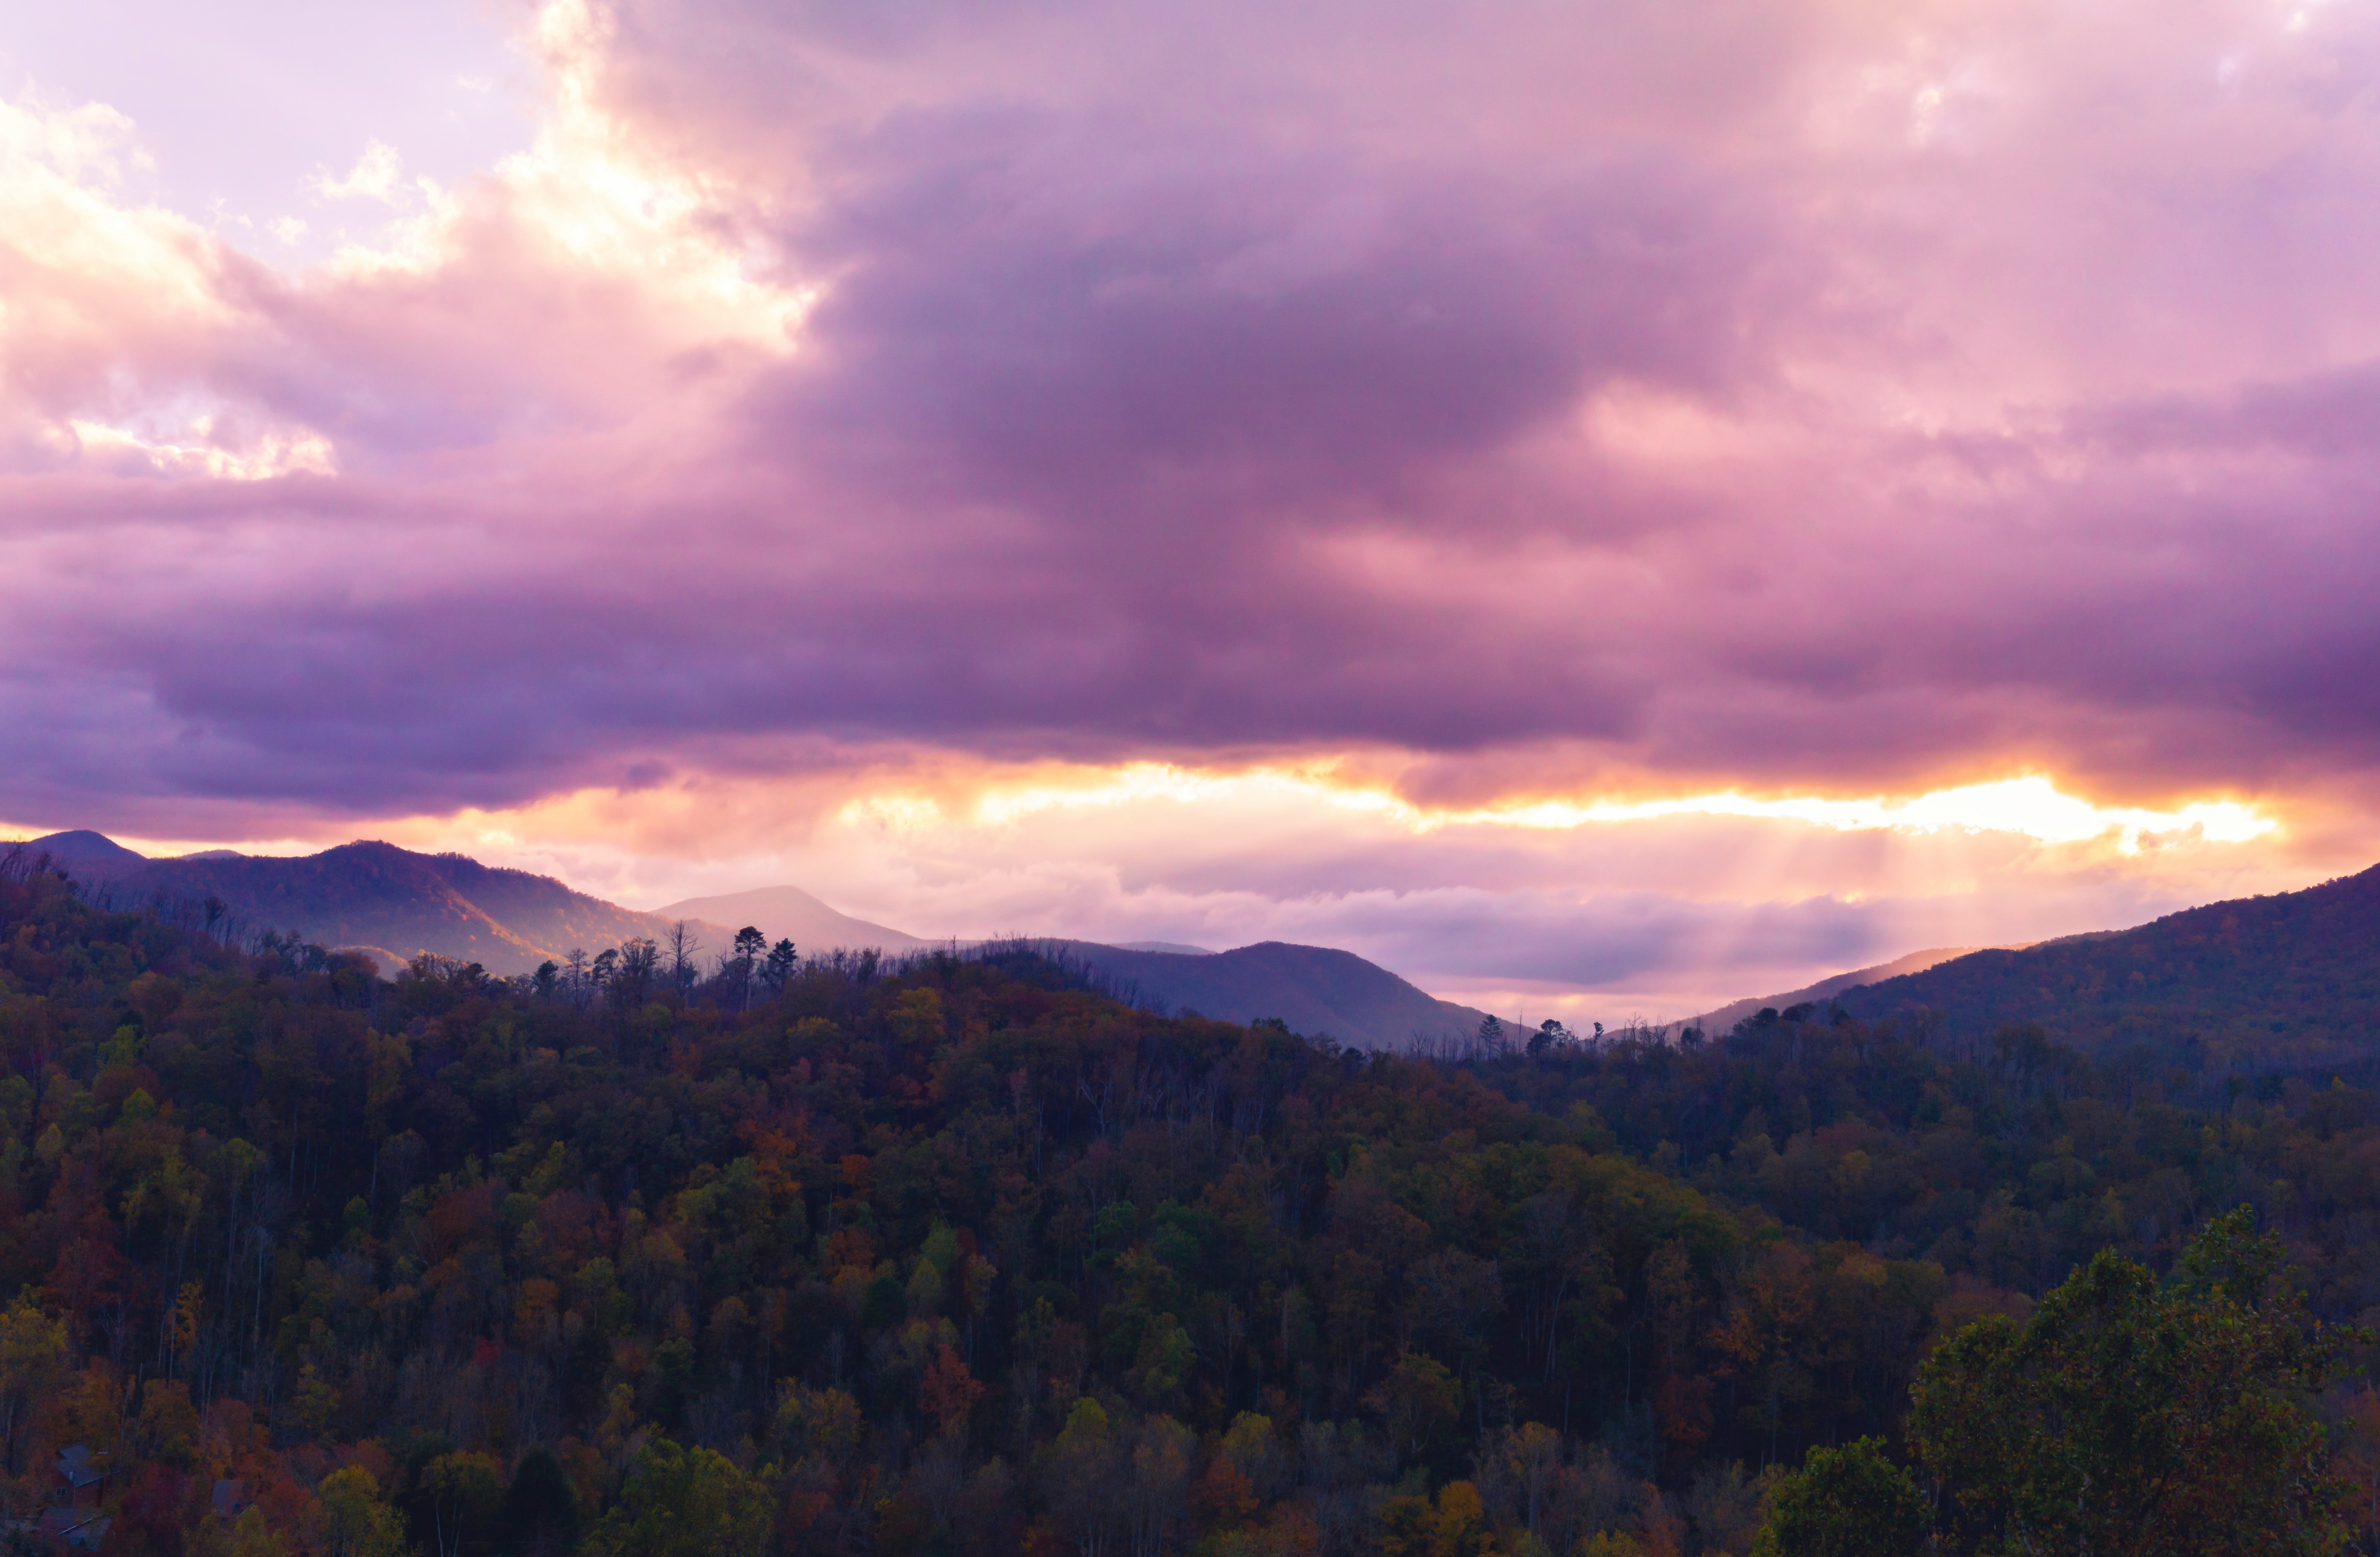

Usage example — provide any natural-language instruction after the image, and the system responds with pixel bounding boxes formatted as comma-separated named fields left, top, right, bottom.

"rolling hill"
left=1047, top=938, right=1496, bottom=1050
left=1835, top=863, right=2380, bottom=1066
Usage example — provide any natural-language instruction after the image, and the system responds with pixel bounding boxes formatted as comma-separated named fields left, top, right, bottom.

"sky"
left=4, top=0, right=2379, bottom=1023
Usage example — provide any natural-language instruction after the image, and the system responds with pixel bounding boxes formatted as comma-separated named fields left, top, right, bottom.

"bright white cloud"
left=66, top=419, right=335, bottom=480
left=309, top=139, right=405, bottom=202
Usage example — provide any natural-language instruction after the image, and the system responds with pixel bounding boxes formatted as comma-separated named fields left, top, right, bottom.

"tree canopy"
left=2, top=842, right=2380, bottom=1556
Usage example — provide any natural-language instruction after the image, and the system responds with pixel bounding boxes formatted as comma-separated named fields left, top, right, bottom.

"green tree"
left=229, top=1505, right=292, bottom=1557
left=587, top=1439, right=770, bottom=1557
left=320, top=1466, right=409, bottom=1557
left=1749, top=1438, right=1924, bottom=1557
left=1910, top=1208, right=2355, bottom=1556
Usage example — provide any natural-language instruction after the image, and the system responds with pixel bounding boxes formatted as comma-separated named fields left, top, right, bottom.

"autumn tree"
left=319, top=1467, right=408, bottom=1557
left=921, top=1344, right=985, bottom=1439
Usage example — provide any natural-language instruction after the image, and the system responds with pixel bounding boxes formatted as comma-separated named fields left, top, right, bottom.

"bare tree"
left=613, top=941, right=656, bottom=1007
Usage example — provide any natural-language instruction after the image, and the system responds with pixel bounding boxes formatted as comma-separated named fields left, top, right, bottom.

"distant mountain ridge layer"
left=1047, top=939, right=1495, bottom=1050
left=40, top=834, right=695, bottom=975
left=1833, top=862, right=2380, bottom=1057
left=16, top=834, right=1493, bottom=1047
left=23, top=833, right=964, bottom=976
left=1688, top=947, right=1984, bottom=1036
left=651, top=884, right=929, bottom=954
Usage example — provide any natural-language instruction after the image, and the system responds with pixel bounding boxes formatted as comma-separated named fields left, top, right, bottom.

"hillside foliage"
left=1837, top=862, right=2380, bottom=1073
left=0, top=846, right=2376, bottom=1556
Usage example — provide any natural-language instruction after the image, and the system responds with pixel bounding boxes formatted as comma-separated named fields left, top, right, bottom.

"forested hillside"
left=1837, top=860, right=2380, bottom=1069
left=2, top=843, right=2376, bottom=1556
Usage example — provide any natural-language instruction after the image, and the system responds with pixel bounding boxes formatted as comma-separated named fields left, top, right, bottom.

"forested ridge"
left=1834, top=859, right=2380, bottom=1068
left=2, top=844, right=2377, bottom=1557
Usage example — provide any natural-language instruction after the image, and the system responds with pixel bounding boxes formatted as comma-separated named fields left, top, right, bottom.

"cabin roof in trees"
left=55, top=1446, right=111, bottom=1496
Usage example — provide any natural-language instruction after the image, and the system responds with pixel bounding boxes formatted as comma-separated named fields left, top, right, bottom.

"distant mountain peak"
left=1041, top=938, right=1493, bottom=1050
left=652, top=884, right=926, bottom=953
left=26, top=830, right=147, bottom=868
left=18, top=830, right=154, bottom=883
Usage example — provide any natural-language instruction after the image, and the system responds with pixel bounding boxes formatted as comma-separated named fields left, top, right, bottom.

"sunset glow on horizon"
left=8, top=0, right=2380, bottom=1021
left=942, top=768, right=2278, bottom=849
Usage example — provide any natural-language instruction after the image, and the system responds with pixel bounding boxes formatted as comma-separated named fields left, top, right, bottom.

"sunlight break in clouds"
left=941, top=768, right=2275, bottom=853
left=63, top=418, right=336, bottom=481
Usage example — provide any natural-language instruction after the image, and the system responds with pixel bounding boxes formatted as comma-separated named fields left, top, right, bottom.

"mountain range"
left=18, top=831, right=1495, bottom=1049
left=42, top=831, right=704, bottom=975
left=46, top=828, right=2379, bottom=1062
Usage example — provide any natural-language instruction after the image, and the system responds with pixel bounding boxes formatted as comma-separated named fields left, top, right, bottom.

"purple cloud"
left=6, top=0, right=2380, bottom=858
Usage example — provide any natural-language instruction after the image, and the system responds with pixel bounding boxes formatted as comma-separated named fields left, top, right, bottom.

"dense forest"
left=1, top=843, right=2376, bottom=1556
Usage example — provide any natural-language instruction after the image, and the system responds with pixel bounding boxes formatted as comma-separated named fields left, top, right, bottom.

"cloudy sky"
left=4, top=0, right=2377, bottom=1021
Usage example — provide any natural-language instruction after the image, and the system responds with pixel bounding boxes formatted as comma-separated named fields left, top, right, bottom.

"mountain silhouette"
left=27, top=829, right=148, bottom=873
left=34, top=833, right=687, bottom=975
left=1048, top=939, right=1495, bottom=1051
left=1835, top=863, right=2380, bottom=1067
left=21, top=835, right=1490, bottom=1042
left=1687, top=946, right=1985, bottom=1036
